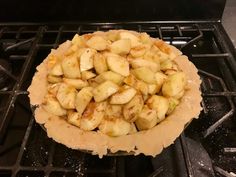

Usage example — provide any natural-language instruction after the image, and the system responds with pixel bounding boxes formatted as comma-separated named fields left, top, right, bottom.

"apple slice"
left=105, top=104, right=123, bottom=118
left=110, top=39, right=131, bottom=55
left=135, top=105, right=158, bottom=130
left=129, top=123, right=138, bottom=134
left=86, top=36, right=108, bottom=51
left=124, top=74, right=149, bottom=95
left=167, top=97, right=180, bottom=115
left=119, top=32, right=141, bottom=47
left=81, top=71, right=96, bottom=80
left=106, top=54, right=129, bottom=76
left=129, top=45, right=147, bottom=58
left=148, top=84, right=159, bottom=94
left=42, top=94, right=66, bottom=116
left=63, top=78, right=88, bottom=89
left=110, top=87, right=137, bottom=104
left=93, top=53, right=108, bottom=74
left=47, top=75, right=62, bottom=83
left=50, top=63, right=63, bottom=76
left=61, top=55, right=81, bottom=78
left=67, top=111, right=81, bottom=127
left=71, top=34, right=86, bottom=47
left=162, top=72, right=186, bottom=97
left=146, top=95, right=169, bottom=121
left=80, top=48, right=96, bottom=72
left=93, top=81, right=119, bottom=102
left=99, top=118, right=131, bottom=137
left=95, top=71, right=124, bottom=85
left=123, top=94, right=144, bottom=122
left=80, top=101, right=107, bottom=131
left=131, top=59, right=160, bottom=72
left=47, top=83, right=60, bottom=96
left=132, top=67, right=156, bottom=84
left=56, top=83, right=76, bottom=109
left=75, top=87, right=93, bottom=117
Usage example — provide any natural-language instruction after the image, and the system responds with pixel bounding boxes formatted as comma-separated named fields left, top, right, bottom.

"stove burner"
left=0, top=59, right=12, bottom=90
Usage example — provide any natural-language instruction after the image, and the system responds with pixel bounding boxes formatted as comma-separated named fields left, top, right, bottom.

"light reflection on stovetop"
left=0, top=23, right=236, bottom=177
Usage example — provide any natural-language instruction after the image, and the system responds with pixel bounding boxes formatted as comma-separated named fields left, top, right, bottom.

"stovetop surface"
left=0, top=22, right=236, bottom=177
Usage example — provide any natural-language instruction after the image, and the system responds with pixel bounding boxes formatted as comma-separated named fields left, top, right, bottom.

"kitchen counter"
left=222, top=0, right=236, bottom=50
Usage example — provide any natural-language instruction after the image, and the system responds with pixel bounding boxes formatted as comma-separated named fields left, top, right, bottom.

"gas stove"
left=0, top=22, right=235, bottom=177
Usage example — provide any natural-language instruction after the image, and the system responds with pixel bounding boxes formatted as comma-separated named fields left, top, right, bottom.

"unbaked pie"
left=28, top=30, right=202, bottom=157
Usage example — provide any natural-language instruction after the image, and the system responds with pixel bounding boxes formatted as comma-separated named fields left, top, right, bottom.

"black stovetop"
left=0, top=22, right=236, bottom=177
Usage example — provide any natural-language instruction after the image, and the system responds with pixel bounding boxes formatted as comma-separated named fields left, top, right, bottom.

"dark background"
left=0, top=0, right=226, bottom=22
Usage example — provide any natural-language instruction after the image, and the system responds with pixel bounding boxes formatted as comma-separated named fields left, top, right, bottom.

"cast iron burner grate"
left=0, top=22, right=235, bottom=177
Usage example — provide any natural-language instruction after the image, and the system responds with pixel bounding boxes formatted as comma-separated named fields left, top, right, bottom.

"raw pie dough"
left=28, top=30, right=202, bottom=157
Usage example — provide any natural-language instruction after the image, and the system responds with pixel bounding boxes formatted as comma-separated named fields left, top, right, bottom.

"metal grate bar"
left=199, top=69, right=228, bottom=90
left=87, top=169, right=117, bottom=174
left=44, top=142, right=56, bottom=177
left=9, top=55, right=28, bottom=60
left=4, top=38, right=34, bottom=52
left=15, top=27, right=25, bottom=40
left=156, top=25, right=163, bottom=39
left=203, top=92, right=236, bottom=97
left=148, top=166, right=164, bottom=177
left=47, top=142, right=56, bottom=166
left=203, top=109, right=234, bottom=138
left=116, top=157, right=125, bottom=177
left=111, top=157, right=117, bottom=177
left=11, top=166, right=84, bottom=173
left=138, top=25, right=142, bottom=32
left=214, top=24, right=236, bottom=78
left=0, top=90, right=12, bottom=94
left=176, top=25, right=183, bottom=36
left=214, top=166, right=235, bottom=177
left=77, top=26, right=81, bottom=34
left=0, top=27, right=7, bottom=38
left=191, top=53, right=229, bottom=58
left=11, top=118, right=35, bottom=177
left=0, top=64, right=18, bottom=80
left=53, top=26, right=64, bottom=48
left=180, top=133, right=195, bottom=177
left=38, top=44, right=54, bottom=48
left=201, top=100, right=209, bottom=114
left=181, top=24, right=203, bottom=49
